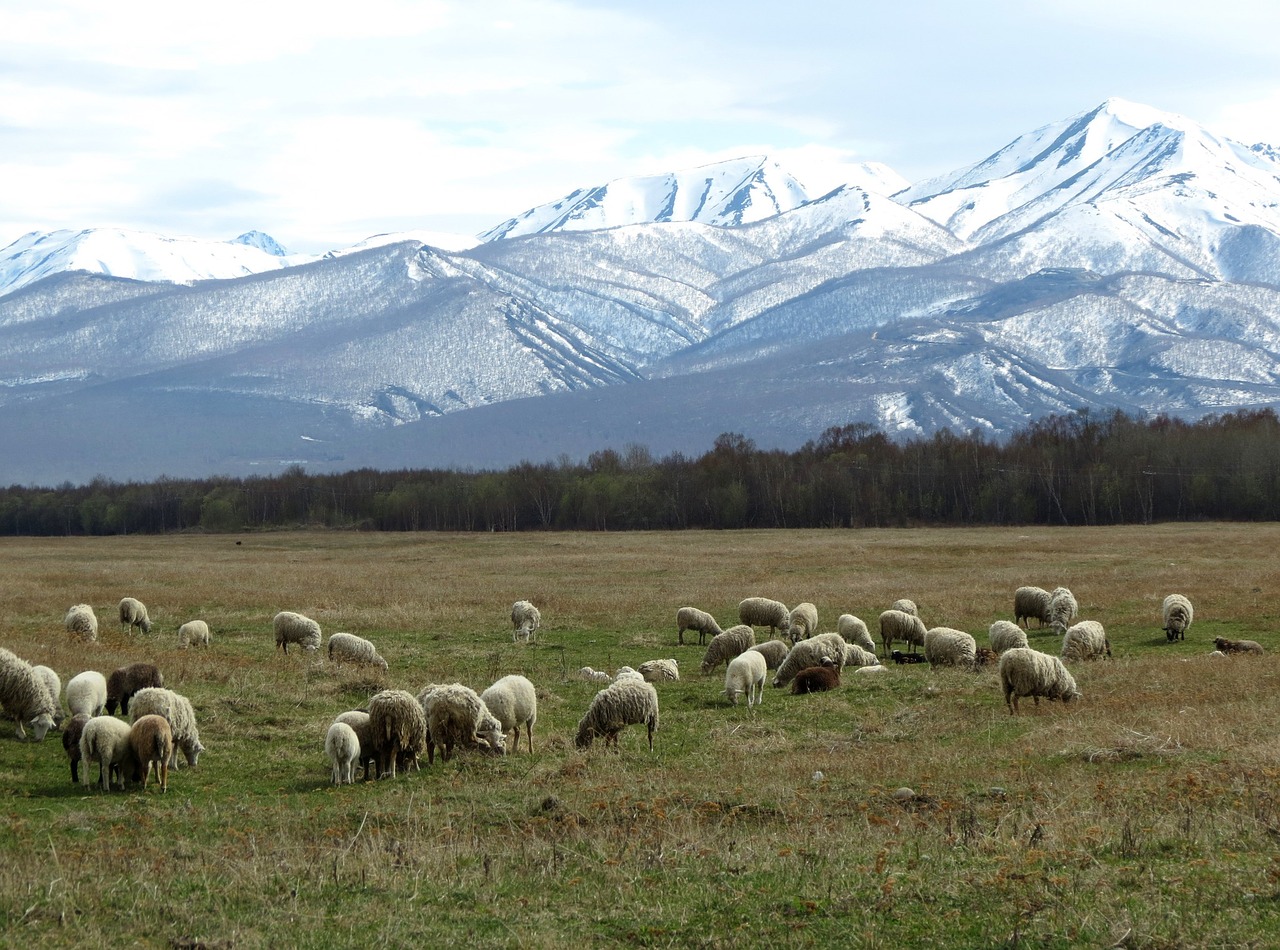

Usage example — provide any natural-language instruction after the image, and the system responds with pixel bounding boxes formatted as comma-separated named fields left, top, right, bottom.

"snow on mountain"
left=232, top=230, right=290, bottom=256
left=326, top=229, right=480, bottom=257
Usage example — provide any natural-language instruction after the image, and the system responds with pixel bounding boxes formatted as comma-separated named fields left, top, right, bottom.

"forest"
left=3, top=407, right=1280, bottom=534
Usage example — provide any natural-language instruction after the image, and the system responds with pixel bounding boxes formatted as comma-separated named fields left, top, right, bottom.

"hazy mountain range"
left=3, top=97, right=1280, bottom=486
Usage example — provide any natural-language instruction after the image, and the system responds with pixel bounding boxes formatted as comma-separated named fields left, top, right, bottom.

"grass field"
left=0, top=524, right=1278, bottom=949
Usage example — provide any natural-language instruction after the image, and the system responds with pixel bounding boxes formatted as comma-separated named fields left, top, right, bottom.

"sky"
left=3, top=0, right=1280, bottom=254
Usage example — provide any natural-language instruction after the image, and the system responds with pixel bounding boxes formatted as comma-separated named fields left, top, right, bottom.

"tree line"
left=3, top=408, right=1280, bottom=535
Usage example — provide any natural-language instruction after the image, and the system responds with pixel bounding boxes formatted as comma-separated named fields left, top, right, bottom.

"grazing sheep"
left=118, top=597, right=153, bottom=635
left=511, top=600, right=541, bottom=643
left=574, top=679, right=659, bottom=751
left=64, top=604, right=99, bottom=643
left=130, top=714, right=173, bottom=792
left=575, top=666, right=613, bottom=684
left=700, top=625, right=757, bottom=675
left=637, top=659, right=680, bottom=682
left=368, top=689, right=428, bottom=777
left=420, top=683, right=506, bottom=764
left=1014, top=586, right=1052, bottom=628
left=788, top=603, right=819, bottom=642
left=1162, top=594, right=1194, bottom=642
left=791, top=664, right=841, bottom=694
left=105, top=662, right=163, bottom=716
left=837, top=614, right=876, bottom=654
left=890, top=599, right=919, bottom=617
left=924, top=627, right=978, bottom=670
left=676, top=606, right=723, bottom=647
left=724, top=650, right=767, bottom=706
left=738, top=597, right=792, bottom=640
left=480, top=674, right=538, bottom=754
left=1213, top=637, right=1264, bottom=656
left=334, top=710, right=377, bottom=781
left=1062, top=620, right=1111, bottom=662
left=273, top=611, right=322, bottom=654
left=79, top=715, right=137, bottom=791
left=176, top=620, right=211, bottom=649
left=1047, top=587, right=1079, bottom=634
left=65, top=670, right=108, bottom=718
left=128, top=687, right=205, bottom=768
left=62, top=713, right=90, bottom=783
left=773, top=633, right=848, bottom=687
left=989, top=620, right=1030, bottom=655
left=0, top=647, right=58, bottom=741
left=891, top=650, right=927, bottom=665
left=31, top=665, right=62, bottom=724
left=880, top=609, right=928, bottom=657
left=326, top=632, right=389, bottom=671
left=999, top=647, right=1081, bottom=714
left=325, top=721, right=360, bottom=785
left=747, top=639, right=791, bottom=670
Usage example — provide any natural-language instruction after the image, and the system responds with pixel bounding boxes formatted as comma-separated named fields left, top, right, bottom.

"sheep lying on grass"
left=130, top=714, right=173, bottom=792
left=790, top=664, right=840, bottom=694
left=724, top=650, right=767, bottom=707
left=0, top=647, right=58, bottom=741
left=701, top=625, right=756, bottom=675
left=273, top=611, right=321, bottom=654
left=999, top=647, right=1081, bottom=714
left=1213, top=637, right=1264, bottom=655
left=575, top=679, right=659, bottom=751
left=676, top=606, right=723, bottom=647
left=118, top=597, right=153, bottom=635
left=1162, top=594, right=1193, bottom=642
left=637, top=659, right=679, bottom=682
left=325, top=721, right=360, bottom=785
left=65, top=604, right=98, bottom=643
left=575, top=666, right=613, bottom=684
left=480, top=674, right=538, bottom=754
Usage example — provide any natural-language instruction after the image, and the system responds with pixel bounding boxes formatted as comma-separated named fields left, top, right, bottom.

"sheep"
left=613, top=666, right=644, bottom=682
left=0, top=647, right=58, bottom=741
left=176, top=620, right=211, bottom=649
left=974, top=647, right=1000, bottom=668
left=79, top=715, right=137, bottom=791
left=637, top=659, right=680, bottom=682
left=840, top=642, right=881, bottom=668
left=31, top=665, right=62, bottom=724
left=480, top=674, right=538, bottom=754
left=773, top=633, right=848, bottom=687
left=924, top=627, right=978, bottom=670
left=326, top=632, right=389, bottom=671
left=891, top=650, right=927, bottom=665
left=64, top=603, right=99, bottom=643
left=791, top=664, right=841, bottom=694
left=325, top=721, right=361, bottom=785
left=368, top=689, right=428, bottom=777
left=724, top=650, right=767, bottom=706
left=575, top=666, right=613, bottom=684
left=788, top=603, right=819, bottom=642
left=676, top=606, right=723, bottom=646
left=128, top=687, right=205, bottom=768
left=890, top=599, right=919, bottom=617
left=419, top=683, right=506, bottom=764
left=511, top=600, right=541, bottom=643
left=130, top=714, right=174, bottom=792
left=1014, top=586, right=1052, bottom=628
left=879, top=609, right=928, bottom=658
left=273, top=610, right=322, bottom=654
left=700, top=625, right=756, bottom=675
left=334, top=710, right=377, bottom=780
left=738, top=597, right=792, bottom=640
left=1061, top=620, right=1111, bottom=662
left=65, top=670, right=108, bottom=718
left=574, top=678, right=659, bottom=751
left=63, top=713, right=90, bottom=783
left=118, top=597, right=153, bottom=635
left=989, top=620, right=1030, bottom=654
left=837, top=614, right=876, bottom=653
left=1213, top=637, right=1264, bottom=656
left=747, top=639, right=791, bottom=670
left=1047, top=587, right=1079, bottom=634
left=999, top=647, right=1081, bottom=714
left=1162, top=594, right=1194, bottom=642
left=105, top=662, right=163, bottom=716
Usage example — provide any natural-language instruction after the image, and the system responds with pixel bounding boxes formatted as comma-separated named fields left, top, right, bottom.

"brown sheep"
left=105, top=663, right=163, bottom=716
left=130, top=714, right=173, bottom=792
left=62, top=713, right=90, bottom=783
left=790, top=664, right=841, bottom=695
left=1214, top=637, right=1264, bottom=655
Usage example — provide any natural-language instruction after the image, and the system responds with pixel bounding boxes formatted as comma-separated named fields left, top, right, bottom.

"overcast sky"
left=3, top=0, right=1279, bottom=253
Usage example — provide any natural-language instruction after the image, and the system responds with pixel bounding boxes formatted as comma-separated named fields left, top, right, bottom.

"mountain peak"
left=232, top=230, right=288, bottom=256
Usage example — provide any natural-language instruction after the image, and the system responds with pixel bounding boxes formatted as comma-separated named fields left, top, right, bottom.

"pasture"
left=0, top=524, right=1278, bottom=948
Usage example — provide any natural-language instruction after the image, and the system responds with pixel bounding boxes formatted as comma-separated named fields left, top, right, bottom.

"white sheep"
left=724, top=650, right=767, bottom=706
left=676, top=606, right=723, bottom=646
left=1047, top=587, right=1079, bottom=633
left=105, top=662, right=163, bottom=716
left=176, top=620, right=211, bottom=649
left=700, top=625, right=757, bottom=675
left=747, top=639, right=791, bottom=670
left=118, top=597, right=153, bottom=635
left=419, top=683, right=506, bottom=763
left=788, top=603, right=819, bottom=642
left=130, top=714, right=173, bottom=793
left=79, top=715, right=136, bottom=791
left=988, top=620, right=1029, bottom=655
left=64, top=604, right=99, bottom=643
left=31, top=665, right=62, bottom=723
left=575, top=666, right=613, bottom=684
left=1061, top=620, right=1111, bottom=662
left=999, top=647, right=1081, bottom=714
left=574, top=678, right=659, bottom=751
left=1162, top=594, right=1194, bottom=642
left=738, top=597, right=792, bottom=640
left=65, top=670, right=107, bottom=718
left=326, top=632, right=389, bottom=671
left=879, top=609, right=928, bottom=658
left=511, top=600, right=541, bottom=643
left=837, top=614, right=876, bottom=654
left=129, top=687, right=205, bottom=768
left=1014, top=586, right=1052, bottom=628
left=613, top=666, right=644, bottom=682
left=890, top=599, right=919, bottom=617
left=773, top=633, right=849, bottom=687
left=368, top=688, right=428, bottom=777
left=840, top=642, right=881, bottom=668
left=273, top=610, right=321, bottom=654
left=924, top=627, right=978, bottom=669
left=0, top=647, right=58, bottom=741
left=334, top=710, right=377, bottom=780
left=325, top=721, right=361, bottom=785
left=637, top=658, right=680, bottom=682
left=479, top=674, right=538, bottom=754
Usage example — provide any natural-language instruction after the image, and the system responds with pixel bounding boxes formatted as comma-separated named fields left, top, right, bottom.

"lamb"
left=1213, top=637, right=1264, bottom=656
left=368, top=689, right=428, bottom=777
left=924, top=627, right=978, bottom=670
left=118, top=597, right=153, bottom=635
left=989, top=620, right=1029, bottom=655
left=837, top=614, right=876, bottom=654
left=511, top=600, right=541, bottom=643
left=840, top=642, right=881, bottom=668
left=31, top=665, right=62, bottom=723
left=974, top=647, right=1000, bottom=668
left=613, top=666, right=644, bottom=682
left=637, top=659, right=680, bottom=682
left=1061, top=620, right=1111, bottom=662
left=773, top=633, right=848, bottom=687
left=326, top=632, right=389, bottom=671
left=1162, top=594, right=1194, bottom=642
left=676, top=606, right=723, bottom=646
left=176, top=620, right=211, bottom=649
left=787, top=603, right=819, bottom=642
left=130, top=714, right=174, bottom=792
left=1014, top=586, right=1052, bottom=628
left=574, top=678, right=659, bottom=751
left=105, top=662, right=163, bottom=716
left=334, top=710, right=377, bottom=780
left=325, top=721, right=361, bottom=785
left=575, top=666, right=613, bottom=684
left=747, top=639, right=791, bottom=670
left=891, top=650, right=927, bottom=665
left=790, top=664, right=841, bottom=694
left=700, top=625, right=756, bottom=675
left=128, top=687, right=205, bottom=768
left=724, top=650, right=767, bottom=706
left=890, top=599, right=918, bottom=617
left=1047, top=587, right=1079, bottom=633
left=273, top=610, right=322, bottom=654
left=479, top=674, right=538, bottom=754
left=419, top=683, right=506, bottom=764
left=65, top=670, right=108, bottom=718
left=64, top=603, right=99, bottom=643
left=998, top=647, right=1081, bottom=714
left=79, top=715, right=137, bottom=791
left=738, top=597, right=792, bottom=640
left=879, top=609, right=928, bottom=658
left=63, top=713, right=90, bottom=783
left=0, top=647, right=58, bottom=741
